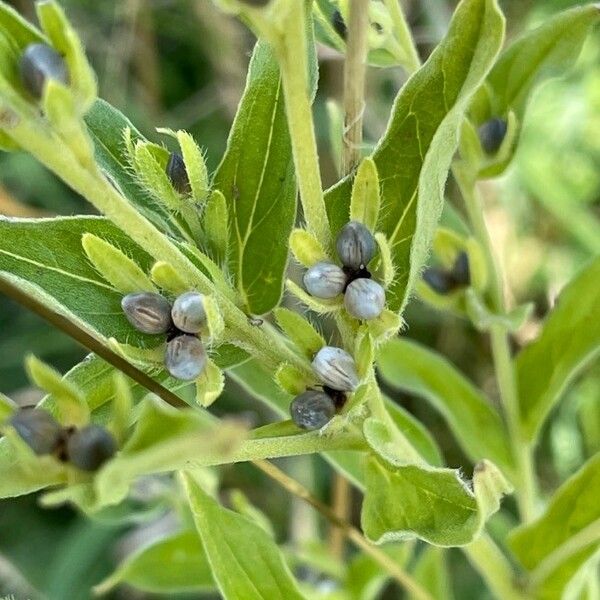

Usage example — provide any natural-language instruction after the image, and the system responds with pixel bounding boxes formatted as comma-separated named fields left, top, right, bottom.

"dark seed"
left=332, top=10, right=347, bottom=39
left=478, top=118, right=507, bottom=155
left=66, top=425, right=117, bottom=471
left=422, top=267, right=458, bottom=295
left=290, top=390, right=335, bottom=430
left=452, top=251, right=470, bottom=286
left=336, top=221, right=376, bottom=270
left=166, top=152, right=191, bottom=195
left=10, top=408, right=62, bottom=455
left=165, top=335, right=207, bottom=381
left=20, top=43, right=69, bottom=99
left=122, top=292, right=172, bottom=334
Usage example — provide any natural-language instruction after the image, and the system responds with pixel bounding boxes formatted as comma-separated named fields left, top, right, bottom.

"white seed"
left=312, top=346, right=359, bottom=391
left=344, top=278, right=385, bottom=320
left=165, top=335, right=207, bottom=381
left=171, top=291, right=207, bottom=333
left=303, top=262, right=346, bottom=299
left=336, top=221, right=376, bottom=270
left=121, top=292, right=172, bottom=334
left=290, top=390, right=335, bottom=430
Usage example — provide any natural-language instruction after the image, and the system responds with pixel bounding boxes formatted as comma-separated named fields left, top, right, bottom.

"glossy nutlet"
left=336, top=221, right=376, bottom=270
left=312, top=346, right=359, bottom=392
left=166, top=152, right=191, bottom=195
left=165, top=335, right=207, bottom=381
left=121, top=292, right=172, bottom=334
left=290, top=390, right=336, bottom=430
left=452, top=251, right=470, bottom=286
left=422, top=267, right=457, bottom=295
left=66, top=425, right=117, bottom=472
left=344, top=278, right=385, bottom=320
left=20, top=43, right=69, bottom=99
left=171, top=292, right=207, bottom=334
left=10, top=409, right=62, bottom=455
left=303, top=262, right=347, bottom=299
left=331, top=9, right=347, bottom=39
left=478, top=118, right=507, bottom=155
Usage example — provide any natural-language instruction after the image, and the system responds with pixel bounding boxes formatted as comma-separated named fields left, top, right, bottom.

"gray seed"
left=290, top=390, right=335, bottom=430
left=166, top=152, right=191, bottom=195
left=10, top=408, right=62, bottom=455
left=303, top=262, right=347, bottom=299
left=171, top=291, right=207, bottom=333
left=20, top=43, right=69, bottom=99
left=122, top=292, right=172, bottom=334
left=478, top=118, right=507, bottom=155
left=312, top=346, right=359, bottom=391
left=66, top=425, right=117, bottom=472
left=344, top=278, right=385, bottom=320
left=336, top=221, right=376, bottom=270
left=165, top=335, right=207, bottom=381
left=422, top=267, right=457, bottom=294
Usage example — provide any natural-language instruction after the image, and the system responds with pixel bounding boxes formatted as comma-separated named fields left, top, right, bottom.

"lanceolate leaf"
left=213, top=40, right=296, bottom=316
left=516, top=257, right=600, bottom=440
left=508, top=454, right=600, bottom=600
left=183, top=473, right=306, bottom=600
left=324, top=0, right=505, bottom=312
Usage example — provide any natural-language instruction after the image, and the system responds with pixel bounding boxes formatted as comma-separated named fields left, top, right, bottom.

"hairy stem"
left=383, top=0, right=421, bottom=73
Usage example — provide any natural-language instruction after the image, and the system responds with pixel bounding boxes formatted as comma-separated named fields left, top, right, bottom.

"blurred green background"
left=0, top=1, right=598, bottom=598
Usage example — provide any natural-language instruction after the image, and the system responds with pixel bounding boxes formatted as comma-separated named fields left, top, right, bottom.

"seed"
left=20, top=43, right=69, bottom=99
left=165, top=335, right=207, bottom=381
left=422, top=267, right=457, bottom=294
left=336, top=221, right=376, bottom=270
left=166, top=152, right=191, bottom=195
left=10, top=408, right=62, bottom=455
left=344, top=278, right=385, bottom=320
left=171, top=291, right=207, bottom=333
left=121, top=292, right=172, bottom=334
left=303, top=262, right=347, bottom=299
left=452, top=251, right=470, bottom=286
left=478, top=118, right=507, bottom=155
left=290, top=390, right=335, bottom=430
left=312, top=346, right=359, bottom=391
left=66, top=425, right=117, bottom=471
left=331, top=10, right=347, bottom=39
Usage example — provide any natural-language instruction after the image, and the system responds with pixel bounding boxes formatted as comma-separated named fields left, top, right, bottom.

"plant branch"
left=383, top=0, right=421, bottom=73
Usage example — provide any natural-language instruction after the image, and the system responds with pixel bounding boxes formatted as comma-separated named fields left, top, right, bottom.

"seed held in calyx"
left=336, top=221, right=376, bottom=270
left=422, top=267, right=457, bottom=294
left=312, top=346, right=359, bottom=391
left=171, top=291, right=207, bottom=333
left=478, top=117, right=507, bottom=155
left=20, top=43, right=69, bottom=99
left=290, top=390, right=336, bottom=430
left=344, top=278, right=385, bottom=320
left=166, top=152, right=191, bottom=195
left=66, top=425, right=117, bottom=472
left=303, top=262, right=347, bottom=299
left=165, top=335, right=207, bottom=381
left=10, top=408, right=62, bottom=455
left=452, top=251, right=470, bottom=286
left=121, top=292, right=172, bottom=334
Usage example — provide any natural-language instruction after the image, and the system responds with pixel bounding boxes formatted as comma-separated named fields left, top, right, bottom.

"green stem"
left=383, top=0, right=421, bottom=73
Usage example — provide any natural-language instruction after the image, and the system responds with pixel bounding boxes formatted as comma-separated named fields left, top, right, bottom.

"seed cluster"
left=10, top=409, right=116, bottom=472
left=303, top=221, right=386, bottom=320
left=121, top=291, right=208, bottom=381
left=20, top=43, right=69, bottom=99
left=422, top=251, right=471, bottom=295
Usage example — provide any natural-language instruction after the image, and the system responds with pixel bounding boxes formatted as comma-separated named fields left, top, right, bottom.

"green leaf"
left=409, top=547, right=453, bottom=600
left=0, top=392, right=16, bottom=422
left=350, top=158, right=380, bottom=231
left=213, top=40, right=297, bottom=315
left=195, top=359, right=225, bottom=407
left=516, top=256, right=600, bottom=440
left=203, top=190, right=229, bottom=263
left=183, top=472, right=306, bottom=600
left=377, top=338, right=513, bottom=474
left=176, top=129, right=209, bottom=203
left=324, top=0, right=505, bottom=312
left=508, top=454, right=600, bottom=600
left=94, top=530, right=215, bottom=595
left=289, top=228, right=329, bottom=268
left=273, top=307, right=326, bottom=359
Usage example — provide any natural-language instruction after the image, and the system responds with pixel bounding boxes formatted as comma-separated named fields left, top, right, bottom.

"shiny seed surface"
left=336, top=221, right=376, bottom=270
left=422, top=267, right=457, bottom=294
left=312, top=346, right=359, bottom=391
left=478, top=118, right=507, bottom=155
left=166, top=152, right=191, bottom=195
left=10, top=409, right=62, bottom=455
left=303, top=262, right=347, bottom=299
left=290, top=390, right=335, bottom=430
left=171, top=292, right=207, bottom=333
left=165, top=335, right=207, bottom=381
left=121, top=292, right=172, bottom=334
left=20, top=43, right=69, bottom=99
left=344, top=278, right=385, bottom=320
left=66, top=425, right=117, bottom=471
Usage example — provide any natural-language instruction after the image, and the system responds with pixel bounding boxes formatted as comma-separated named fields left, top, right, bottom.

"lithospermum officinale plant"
left=0, top=1, right=599, bottom=598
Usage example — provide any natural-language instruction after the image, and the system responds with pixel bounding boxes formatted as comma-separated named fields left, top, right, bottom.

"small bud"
left=165, top=335, right=207, bottom=381
left=66, top=425, right=117, bottom=472
left=451, top=251, right=470, bottom=286
left=303, top=262, right=347, bottom=299
left=332, top=10, right=347, bottom=39
left=171, top=291, right=207, bottom=333
left=478, top=118, right=507, bottom=155
left=121, top=292, right=172, bottom=334
left=166, top=152, right=191, bottom=194
left=10, top=409, right=62, bottom=455
left=290, top=390, right=335, bottom=430
left=336, top=221, right=376, bottom=270
left=312, top=346, right=359, bottom=391
left=20, top=43, right=69, bottom=99
left=422, top=267, right=457, bottom=294
left=344, top=278, right=385, bottom=320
